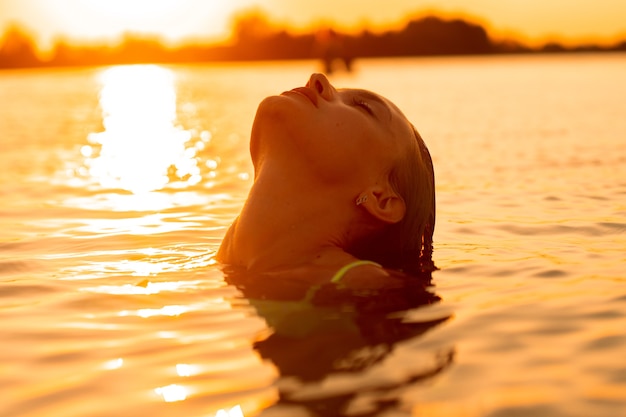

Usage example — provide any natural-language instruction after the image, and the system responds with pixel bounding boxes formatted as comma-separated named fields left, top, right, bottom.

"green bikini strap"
left=330, top=260, right=382, bottom=284
left=303, top=260, right=383, bottom=302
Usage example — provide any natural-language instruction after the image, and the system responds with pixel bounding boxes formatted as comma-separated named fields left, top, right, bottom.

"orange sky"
left=1, top=0, right=625, bottom=49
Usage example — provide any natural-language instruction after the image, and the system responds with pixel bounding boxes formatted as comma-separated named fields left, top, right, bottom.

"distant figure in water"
left=217, top=73, right=435, bottom=290
left=315, top=28, right=354, bottom=74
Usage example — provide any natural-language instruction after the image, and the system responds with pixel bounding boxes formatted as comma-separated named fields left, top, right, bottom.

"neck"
left=217, top=167, right=358, bottom=271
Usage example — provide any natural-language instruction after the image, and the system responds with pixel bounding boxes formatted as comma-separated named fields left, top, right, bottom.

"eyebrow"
left=353, top=89, right=393, bottom=123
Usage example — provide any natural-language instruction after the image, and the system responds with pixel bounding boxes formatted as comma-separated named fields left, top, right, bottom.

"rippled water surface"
left=1, top=54, right=625, bottom=417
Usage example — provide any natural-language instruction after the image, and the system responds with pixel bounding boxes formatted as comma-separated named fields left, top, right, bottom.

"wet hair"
left=349, top=124, right=436, bottom=277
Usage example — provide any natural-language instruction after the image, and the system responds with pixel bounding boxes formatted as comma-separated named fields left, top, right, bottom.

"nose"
left=307, top=73, right=334, bottom=101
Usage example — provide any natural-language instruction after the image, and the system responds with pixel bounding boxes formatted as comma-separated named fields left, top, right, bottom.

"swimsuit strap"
left=303, top=260, right=383, bottom=302
left=330, top=260, right=382, bottom=283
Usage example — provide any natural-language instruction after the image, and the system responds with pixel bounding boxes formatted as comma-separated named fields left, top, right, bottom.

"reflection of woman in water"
left=217, top=74, right=448, bottom=415
left=217, top=73, right=436, bottom=289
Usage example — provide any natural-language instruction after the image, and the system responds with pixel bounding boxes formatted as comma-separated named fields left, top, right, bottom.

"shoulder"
left=336, top=262, right=404, bottom=290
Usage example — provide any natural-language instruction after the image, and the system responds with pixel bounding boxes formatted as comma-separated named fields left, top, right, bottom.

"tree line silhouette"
left=1, top=11, right=625, bottom=69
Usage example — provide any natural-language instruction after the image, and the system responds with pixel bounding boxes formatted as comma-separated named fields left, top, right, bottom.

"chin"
left=250, top=95, right=304, bottom=163
left=253, top=95, right=305, bottom=138
left=253, top=96, right=286, bottom=132
left=257, top=95, right=290, bottom=116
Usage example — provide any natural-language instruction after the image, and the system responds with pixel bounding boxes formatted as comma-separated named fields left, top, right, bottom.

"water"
left=1, top=54, right=625, bottom=417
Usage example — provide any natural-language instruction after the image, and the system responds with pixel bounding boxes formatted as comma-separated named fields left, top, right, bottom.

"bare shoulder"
left=338, top=263, right=404, bottom=290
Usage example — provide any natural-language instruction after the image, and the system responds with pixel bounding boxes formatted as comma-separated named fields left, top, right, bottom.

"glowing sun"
left=74, top=0, right=232, bottom=43
left=84, top=0, right=180, bottom=20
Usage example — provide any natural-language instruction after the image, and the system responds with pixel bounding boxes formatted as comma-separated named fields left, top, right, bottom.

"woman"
left=217, top=73, right=435, bottom=290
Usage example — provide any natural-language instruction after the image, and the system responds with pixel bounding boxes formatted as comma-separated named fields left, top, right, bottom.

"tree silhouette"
left=0, top=12, right=623, bottom=70
left=0, top=24, right=40, bottom=68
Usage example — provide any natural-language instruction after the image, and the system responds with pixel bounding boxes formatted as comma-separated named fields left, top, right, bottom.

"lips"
left=284, top=87, right=318, bottom=106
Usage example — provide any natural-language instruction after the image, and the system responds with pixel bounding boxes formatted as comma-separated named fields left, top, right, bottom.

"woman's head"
left=251, top=74, right=409, bottom=184
left=250, top=73, right=436, bottom=275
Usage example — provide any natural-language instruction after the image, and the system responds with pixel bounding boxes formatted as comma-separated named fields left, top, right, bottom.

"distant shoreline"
left=2, top=14, right=625, bottom=70
left=2, top=51, right=625, bottom=74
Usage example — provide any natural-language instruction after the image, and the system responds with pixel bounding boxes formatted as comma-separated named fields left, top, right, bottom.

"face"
left=251, top=73, right=415, bottom=188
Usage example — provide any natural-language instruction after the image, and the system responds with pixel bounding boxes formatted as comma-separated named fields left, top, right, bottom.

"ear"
left=358, top=185, right=406, bottom=224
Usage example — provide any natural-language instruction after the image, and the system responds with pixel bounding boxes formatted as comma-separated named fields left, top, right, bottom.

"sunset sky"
left=1, top=0, right=625, bottom=49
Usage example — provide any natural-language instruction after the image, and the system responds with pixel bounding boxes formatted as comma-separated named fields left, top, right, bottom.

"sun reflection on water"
left=154, top=384, right=189, bottom=402
left=84, top=65, right=202, bottom=194
left=103, top=358, right=124, bottom=370
left=119, top=304, right=191, bottom=318
left=176, top=363, right=200, bottom=377
left=80, top=280, right=204, bottom=295
left=216, top=405, right=244, bottom=417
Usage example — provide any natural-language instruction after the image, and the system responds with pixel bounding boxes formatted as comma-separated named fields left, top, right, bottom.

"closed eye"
left=352, top=97, right=374, bottom=115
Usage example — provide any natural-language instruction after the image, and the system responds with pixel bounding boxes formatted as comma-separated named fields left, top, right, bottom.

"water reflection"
left=85, top=65, right=201, bottom=194
left=81, top=279, right=204, bottom=295
left=56, top=248, right=216, bottom=281
left=224, top=270, right=454, bottom=416
left=216, top=405, right=244, bottom=417
left=154, top=383, right=189, bottom=402
left=121, top=304, right=191, bottom=318
left=103, top=358, right=124, bottom=370
left=176, top=363, right=199, bottom=377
